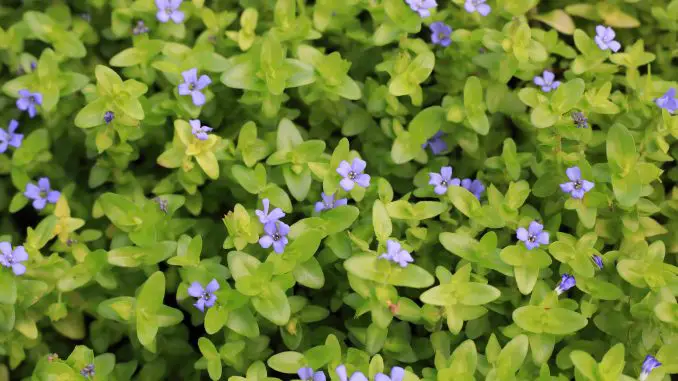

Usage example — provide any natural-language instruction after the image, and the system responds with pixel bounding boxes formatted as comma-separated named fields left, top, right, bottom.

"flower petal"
left=156, top=10, right=170, bottom=22
left=182, top=68, right=198, bottom=84
left=534, top=76, right=545, bottom=86
left=38, top=177, right=51, bottom=191
left=349, top=372, right=368, bottom=381
left=375, top=374, right=390, bottom=381
left=390, top=367, right=405, bottom=381
left=197, top=75, right=212, bottom=90
left=440, top=166, right=452, bottom=179
left=313, top=371, right=327, bottom=381
left=477, top=4, right=491, bottom=16
left=0, top=242, right=12, bottom=256
left=429, top=172, right=443, bottom=186
left=537, top=231, right=550, bottom=245
left=560, top=182, right=575, bottom=193
left=259, top=235, right=274, bottom=248
left=528, top=221, right=544, bottom=235
left=170, top=10, right=185, bottom=23
left=178, top=83, right=191, bottom=95
left=582, top=180, right=594, bottom=192
left=434, top=185, right=448, bottom=195
left=298, top=367, right=314, bottom=380
left=340, top=178, right=355, bottom=191
left=351, top=158, right=366, bottom=173
left=205, top=279, right=220, bottom=293
left=187, top=282, right=204, bottom=297
left=516, top=227, right=528, bottom=242
left=565, top=166, right=581, bottom=181
left=315, top=202, right=325, bottom=213
left=355, top=174, right=371, bottom=188
left=191, top=91, right=206, bottom=106
left=335, top=365, right=348, bottom=381
left=47, top=191, right=60, bottom=204
left=336, top=160, right=352, bottom=177
left=608, top=40, right=621, bottom=53
left=12, top=263, right=26, bottom=276
left=595, top=25, right=607, bottom=38
left=194, top=298, right=206, bottom=312
left=12, top=246, right=28, bottom=262
left=32, top=198, right=47, bottom=210
left=24, top=183, right=40, bottom=199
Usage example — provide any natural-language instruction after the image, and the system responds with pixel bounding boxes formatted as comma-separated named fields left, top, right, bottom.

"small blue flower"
left=379, top=240, right=414, bottom=268
left=464, top=0, right=491, bottom=16
left=555, top=273, right=576, bottom=295
left=255, top=198, right=285, bottom=225
left=104, top=111, right=115, bottom=124
left=298, top=367, right=326, bottom=381
left=24, top=177, right=60, bottom=210
left=178, top=68, right=211, bottom=106
left=375, top=367, right=405, bottom=381
left=80, top=364, right=95, bottom=378
left=0, top=120, right=24, bottom=153
left=560, top=166, right=594, bottom=199
left=336, top=365, right=368, bottom=381
left=0, top=242, right=28, bottom=276
left=571, top=111, right=589, bottom=128
left=422, top=131, right=447, bottom=154
left=533, top=70, right=561, bottom=93
left=133, top=20, right=150, bottom=35
left=592, top=255, right=603, bottom=270
left=337, top=158, right=370, bottom=191
left=460, top=178, right=485, bottom=200
left=429, top=166, right=458, bottom=195
left=189, top=119, right=213, bottom=140
left=516, top=221, right=549, bottom=250
left=16, top=89, right=43, bottom=118
left=259, top=221, right=290, bottom=254
left=430, top=22, right=452, bottom=47
left=187, top=279, right=219, bottom=312
left=406, top=0, right=437, bottom=18
left=315, top=192, right=348, bottom=213
left=655, top=88, right=677, bottom=114
left=640, top=355, right=661, bottom=381
left=594, top=25, right=621, bottom=52
left=155, top=0, right=184, bottom=23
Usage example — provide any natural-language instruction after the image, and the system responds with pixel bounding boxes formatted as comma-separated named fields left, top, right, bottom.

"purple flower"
left=133, top=20, right=150, bottom=35
left=421, top=131, right=447, bottom=154
left=592, top=255, right=603, bottom=270
left=379, top=240, right=414, bottom=268
left=429, top=166, right=457, bottom=195
left=298, top=367, right=326, bottom=381
left=178, top=68, right=211, bottom=106
left=155, top=0, right=184, bottom=23
left=187, top=279, right=219, bottom=312
left=375, top=367, right=405, bottom=381
left=259, top=221, right=290, bottom=254
left=460, top=178, right=485, bottom=199
left=0, top=242, right=28, bottom=276
left=640, top=355, right=661, bottom=381
left=516, top=221, right=549, bottom=250
left=571, top=111, right=589, bottom=128
left=555, top=273, right=576, bottom=295
left=0, top=120, right=24, bottom=153
left=560, top=166, right=594, bottom=199
left=189, top=119, right=213, bottom=141
left=533, top=70, right=561, bottom=93
left=337, top=158, right=370, bottom=191
left=104, top=111, right=115, bottom=124
left=16, top=89, right=43, bottom=118
left=80, top=364, right=95, bottom=378
left=464, top=0, right=491, bottom=16
left=430, top=22, right=452, bottom=47
left=655, top=88, right=677, bottom=114
left=406, top=0, right=437, bottom=18
left=24, top=177, right=60, bottom=210
left=315, top=192, right=348, bottom=213
left=255, top=198, right=285, bottom=225
left=336, top=365, right=368, bottom=381
left=594, top=25, right=621, bottom=52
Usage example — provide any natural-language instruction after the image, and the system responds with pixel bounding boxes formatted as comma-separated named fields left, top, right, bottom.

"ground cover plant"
left=1, top=0, right=678, bottom=380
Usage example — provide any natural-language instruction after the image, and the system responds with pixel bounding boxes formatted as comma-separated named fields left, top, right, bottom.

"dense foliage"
left=1, top=0, right=678, bottom=380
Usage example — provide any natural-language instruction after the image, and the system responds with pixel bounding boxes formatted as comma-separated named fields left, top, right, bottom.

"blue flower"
left=533, top=70, right=561, bottom=93
left=315, top=192, right=348, bottom=213
left=178, top=68, right=211, bottom=106
left=571, top=111, right=589, bottom=128
left=336, top=365, right=368, bottom=381
left=80, top=364, right=95, bottom=378
left=189, top=119, right=213, bottom=141
left=24, top=177, right=60, bottom=210
left=464, top=0, right=491, bottom=16
left=592, top=255, right=603, bottom=270
left=516, top=221, right=549, bottom=250
left=16, top=89, right=43, bottom=118
left=0, top=242, right=28, bottom=276
left=260, top=221, right=290, bottom=254
left=133, top=20, right=150, bottom=35
left=187, top=279, right=219, bottom=312
left=155, top=0, right=184, bottom=23
left=430, top=22, right=452, bottom=47
left=406, top=0, right=437, bottom=18
left=298, top=367, right=326, bottom=381
left=594, top=25, right=621, bottom=52
left=337, top=158, right=370, bottom=191
left=255, top=198, right=285, bottom=225
left=104, top=111, right=115, bottom=124
left=429, top=166, right=457, bottom=195
left=460, top=178, right=485, bottom=199
left=640, top=355, right=661, bottom=381
left=375, top=367, right=405, bottom=381
left=422, top=131, right=447, bottom=154
left=555, top=273, right=576, bottom=295
left=379, top=240, right=414, bottom=268
left=655, top=88, right=677, bottom=114
left=560, top=166, right=594, bottom=199
left=0, top=120, right=24, bottom=153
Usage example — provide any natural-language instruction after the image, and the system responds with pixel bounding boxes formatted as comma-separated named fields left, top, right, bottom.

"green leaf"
left=372, top=200, right=392, bottom=242
left=550, top=79, right=585, bottom=114
left=74, top=97, right=108, bottom=128
left=251, top=284, right=290, bottom=325
left=606, top=124, right=637, bottom=175
left=0, top=271, right=17, bottom=304
left=267, top=351, right=305, bottom=374
left=448, top=186, right=481, bottom=218
left=344, top=255, right=434, bottom=288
